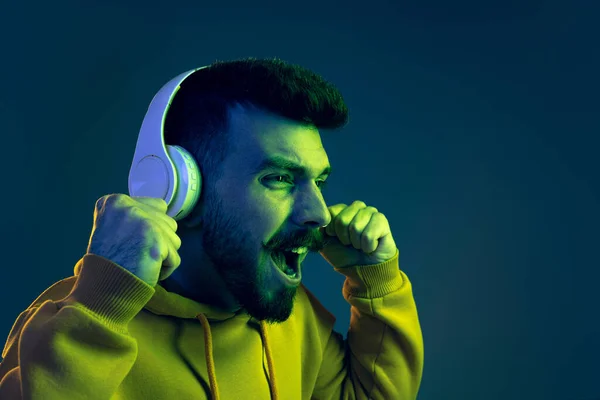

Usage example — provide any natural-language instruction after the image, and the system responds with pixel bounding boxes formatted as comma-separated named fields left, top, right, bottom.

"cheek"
left=248, top=188, right=287, bottom=219
left=247, top=185, right=292, bottom=237
left=252, top=201, right=287, bottom=228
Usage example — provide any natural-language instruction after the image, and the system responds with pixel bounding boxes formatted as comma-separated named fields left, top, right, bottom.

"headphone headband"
left=128, top=66, right=208, bottom=220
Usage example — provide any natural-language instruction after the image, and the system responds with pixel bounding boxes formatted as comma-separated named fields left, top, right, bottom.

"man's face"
left=199, top=104, right=332, bottom=324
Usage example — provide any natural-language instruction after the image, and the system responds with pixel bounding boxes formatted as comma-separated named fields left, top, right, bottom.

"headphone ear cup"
left=128, top=68, right=208, bottom=220
left=165, top=145, right=202, bottom=221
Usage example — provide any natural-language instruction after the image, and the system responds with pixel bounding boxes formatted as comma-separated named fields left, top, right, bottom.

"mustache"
left=268, top=229, right=334, bottom=252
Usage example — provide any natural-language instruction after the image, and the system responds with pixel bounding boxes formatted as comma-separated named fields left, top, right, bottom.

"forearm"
left=0, top=255, right=155, bottom=400
left=344, top=266, right=424, bottom=399
left=321, top=249, right=424, bottom=400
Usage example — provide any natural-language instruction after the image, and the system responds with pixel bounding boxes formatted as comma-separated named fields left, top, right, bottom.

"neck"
left=160, top=225, right=240, bottom=312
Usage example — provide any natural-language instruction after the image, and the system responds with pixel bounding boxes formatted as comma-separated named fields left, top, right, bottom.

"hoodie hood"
left=147, top=284, right=239, bottom=322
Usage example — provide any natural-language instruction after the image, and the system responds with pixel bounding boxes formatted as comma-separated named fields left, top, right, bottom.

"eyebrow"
left=253, top=155, right=331, bottom=178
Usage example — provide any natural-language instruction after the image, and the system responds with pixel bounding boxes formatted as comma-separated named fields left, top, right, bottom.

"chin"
left=243, top=285, right=297, bottom=324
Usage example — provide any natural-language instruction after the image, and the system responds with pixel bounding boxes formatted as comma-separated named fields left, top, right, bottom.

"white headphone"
left=128, top=66, right=208, bottom=221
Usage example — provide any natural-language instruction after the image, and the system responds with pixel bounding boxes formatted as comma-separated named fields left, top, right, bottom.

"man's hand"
left=86, top=194, right=182, bottom=287
left=319, top=201, right=398, bottom=269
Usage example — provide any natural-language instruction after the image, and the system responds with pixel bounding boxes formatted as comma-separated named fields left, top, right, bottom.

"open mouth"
left=270, top=248, right=305, bottom=279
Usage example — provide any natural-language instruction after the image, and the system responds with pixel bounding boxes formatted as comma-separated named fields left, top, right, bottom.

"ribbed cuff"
left=61, top=254, right=155, bottom=333
left=334, top=248, right=404, bottom=298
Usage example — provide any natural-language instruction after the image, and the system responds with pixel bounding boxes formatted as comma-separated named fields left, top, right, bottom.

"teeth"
left=290, top=247, right=308, bottom=254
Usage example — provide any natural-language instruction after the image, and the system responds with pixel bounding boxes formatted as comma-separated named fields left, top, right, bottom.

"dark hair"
left=163, top=57, right=348, bottom=184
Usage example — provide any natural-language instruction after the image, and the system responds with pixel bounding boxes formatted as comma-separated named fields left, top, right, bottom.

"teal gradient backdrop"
left=1, top=1, right=598, bottom=399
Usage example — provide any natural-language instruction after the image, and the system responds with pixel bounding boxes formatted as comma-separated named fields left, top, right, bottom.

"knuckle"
left=338, top=215, right=352, bottom=226
left=149, top=241, right=163, bottom=261
left=96, top=194, right=113, bottom=209
left=148, top=197, right=167, bottom=209
left=108, top=193, right=126, bottom=204
left=362, top=232, right=374, bottom=242
left=151, top=232, right=167, bottom=257
left=173, top=234, right=182, bottom=249
left=162, top=237, right=171, bottom=257
left=167, top=216, right=178, bottom=231
left=373, top=212, right=385, bottom=221
left=353, top=200, right=367, bottom=207
left=94, top=196, right=106, bottom=210
left=102, top=193, right=129, bottom=210
left=125, top=205, right=143, bottom=217
left=158, top=198, right=168, bottom=208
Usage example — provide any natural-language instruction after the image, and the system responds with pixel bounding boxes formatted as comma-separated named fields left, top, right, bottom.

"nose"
left=292, top=183, right=331, bottom=229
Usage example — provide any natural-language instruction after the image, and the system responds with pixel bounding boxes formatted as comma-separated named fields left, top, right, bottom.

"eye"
left=315, top=180, right=328, bottom=189
left=265, top=175, right=293, bottom=184
left=263, top=175, right=328, bottom=190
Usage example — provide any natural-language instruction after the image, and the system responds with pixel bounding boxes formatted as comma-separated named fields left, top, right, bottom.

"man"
left=0, top=58, right=424, bottom=399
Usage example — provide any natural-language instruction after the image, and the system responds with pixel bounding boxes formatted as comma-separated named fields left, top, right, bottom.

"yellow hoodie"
left=0, top=248, right=423, bottom=399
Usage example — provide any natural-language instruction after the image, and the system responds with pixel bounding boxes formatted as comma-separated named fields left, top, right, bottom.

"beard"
left=200, top=192, right=298, bottom=324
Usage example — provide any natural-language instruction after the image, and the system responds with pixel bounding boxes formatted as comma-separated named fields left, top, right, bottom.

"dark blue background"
left=1, top=0, right=598, bottom=399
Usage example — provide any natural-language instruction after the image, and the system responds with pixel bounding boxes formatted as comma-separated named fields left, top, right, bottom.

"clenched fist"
left=86, top=194, right=182, bottom=287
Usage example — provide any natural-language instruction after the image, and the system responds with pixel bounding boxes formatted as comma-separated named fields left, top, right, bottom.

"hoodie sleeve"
left=312, top=249, right=424, bottom=400
left=0, top=254, right=155, bottom=400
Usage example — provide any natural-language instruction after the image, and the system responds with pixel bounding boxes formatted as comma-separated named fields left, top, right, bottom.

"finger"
left=349, top=207, right=378, bottom=250
left=157, top=226, right=181, bottom=271
left=325, top=204, right=347, bottom=236
left=361, top=213, right=389, bottom=254
left=96, top=193, right=129, bottom=215
left=158, top=265, right=177, bottom=282
left=159, top=249, right=181, bottom=281
left=158, top=227, right=183, bottom=280
left=133, top=196, right=169, bottom=213
left=129, top=206, right=182, bottom=269
left=134, top=198, right=178, bottom=232
left=333, top=201, right=367, bottom=245
left=151, top=216, right=182, bottom=269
